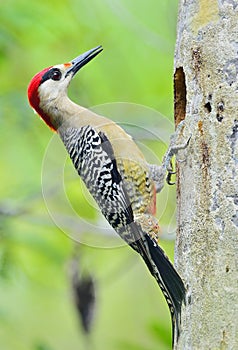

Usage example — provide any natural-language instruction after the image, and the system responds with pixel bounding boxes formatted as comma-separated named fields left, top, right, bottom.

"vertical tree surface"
left=174, top=1, right=238, bottom=349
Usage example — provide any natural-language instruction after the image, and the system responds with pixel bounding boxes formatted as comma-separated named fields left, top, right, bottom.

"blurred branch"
left=68, top=250, right=96, bottom=334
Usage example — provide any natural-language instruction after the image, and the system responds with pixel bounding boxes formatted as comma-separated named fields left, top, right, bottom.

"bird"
left=27, top=45, right=186, bottom=345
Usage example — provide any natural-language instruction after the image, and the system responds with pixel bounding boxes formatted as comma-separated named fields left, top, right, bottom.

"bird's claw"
left=166, top=160, right=176, bottom=185
left=166, top=173, right=175, bottom=186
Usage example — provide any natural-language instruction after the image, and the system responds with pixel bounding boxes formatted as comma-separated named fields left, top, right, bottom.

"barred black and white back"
left=61, top=125, right=134, bottom=235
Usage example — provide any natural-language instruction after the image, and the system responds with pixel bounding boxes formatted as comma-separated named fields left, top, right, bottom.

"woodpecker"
left=28, top=46, right=186, bottom=344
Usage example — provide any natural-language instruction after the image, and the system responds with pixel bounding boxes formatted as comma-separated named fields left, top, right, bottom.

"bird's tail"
left=129, top=226, right=186, bottom=346
left=145, top=234, right=185, bottom=344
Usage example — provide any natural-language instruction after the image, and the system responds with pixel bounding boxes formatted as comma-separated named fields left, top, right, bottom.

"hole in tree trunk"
left=174, top=67, right=187, bottom=127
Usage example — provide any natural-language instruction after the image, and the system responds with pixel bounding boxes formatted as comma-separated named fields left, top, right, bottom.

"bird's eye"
left=51, top=69, right=62, bottom=81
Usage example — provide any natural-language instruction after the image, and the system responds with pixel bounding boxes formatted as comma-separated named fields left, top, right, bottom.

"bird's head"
left=27, top=46, right=103, bottom=130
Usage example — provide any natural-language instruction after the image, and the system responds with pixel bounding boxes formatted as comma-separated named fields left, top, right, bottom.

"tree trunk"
left=174, top=1, right=238, bottom=349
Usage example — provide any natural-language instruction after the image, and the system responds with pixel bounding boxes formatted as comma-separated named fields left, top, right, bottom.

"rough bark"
left=174, top=1, right=238, bottom=349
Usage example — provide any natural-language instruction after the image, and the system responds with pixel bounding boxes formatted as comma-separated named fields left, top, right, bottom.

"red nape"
left=27, top=67, right=56, bottom=131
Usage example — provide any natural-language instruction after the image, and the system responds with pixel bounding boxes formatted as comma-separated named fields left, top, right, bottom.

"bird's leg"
left=149, top=121, right=191, bottom=192
left=162, top=120, right=191, bottom=172
left=148, top=163, right=167, bottom=193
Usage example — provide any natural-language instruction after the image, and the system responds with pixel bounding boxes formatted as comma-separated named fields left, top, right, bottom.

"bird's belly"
left=117, top=158, right=155, bottom=216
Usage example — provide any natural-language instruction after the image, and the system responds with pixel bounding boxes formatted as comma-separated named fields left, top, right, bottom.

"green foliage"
left=1, top=0, right=178, bottom=349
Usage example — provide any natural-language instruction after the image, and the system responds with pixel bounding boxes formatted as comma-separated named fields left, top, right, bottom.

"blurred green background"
left=0, top=1, right=179, bottom=349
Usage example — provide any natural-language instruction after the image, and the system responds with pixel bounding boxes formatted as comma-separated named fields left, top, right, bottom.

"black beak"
left=66, top=46, right=103, bottom=77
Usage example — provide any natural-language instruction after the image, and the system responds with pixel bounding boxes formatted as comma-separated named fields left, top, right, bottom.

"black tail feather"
left=129, top=228, right=186, bottom=345
left=144, top=234, right=185, bottom=343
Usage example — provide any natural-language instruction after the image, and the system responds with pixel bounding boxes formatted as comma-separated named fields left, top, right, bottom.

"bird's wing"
left=60, top=125, right=136, bottom=234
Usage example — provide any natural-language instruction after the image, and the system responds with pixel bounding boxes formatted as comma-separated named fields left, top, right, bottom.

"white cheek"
left=38, top=81, right=59, bottom=100
left=38, top=78, right=70, bottom=117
